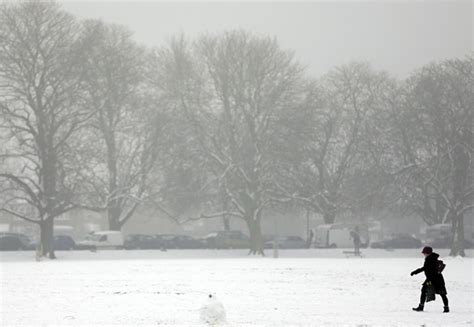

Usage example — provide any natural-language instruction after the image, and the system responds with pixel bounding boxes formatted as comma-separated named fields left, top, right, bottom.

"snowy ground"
left=1, top=249, right=473, bottom=326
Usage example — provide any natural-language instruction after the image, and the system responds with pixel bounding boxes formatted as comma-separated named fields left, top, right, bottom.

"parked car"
left=0, top=235, right=24, bottom=251
left=23, top=235, right=76, bottom=251
left=54, top=235, right=75, bottom=251
left=0, top=232, right=33, bottom=250
left=124, top=234, right=148, bottom=250
left=156, top=234, right=177, bottom=249
left=204, top=231, right=250, bottom=249
left=423, top=224, right=452, bottom=244
left=264, top=236, right=306, bottom=249
left=170, top=235, right=206, bottom=249
left=76, top=231, right=124, bottom=250
left=430, top=236, right=474, bottom=249
left=370, top=234, right=422, bottom=249
left=126, top=234, right=169, bottom=250
left=140, top=235, right=169, bottom=250
left=464, top=239, right=473, bottom=249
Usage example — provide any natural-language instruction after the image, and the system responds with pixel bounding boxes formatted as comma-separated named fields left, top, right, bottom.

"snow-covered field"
left=1, top=249, right=473, bottom=326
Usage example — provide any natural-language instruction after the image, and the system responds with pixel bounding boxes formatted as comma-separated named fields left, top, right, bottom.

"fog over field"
left=0, top=0, right=472, bottom=326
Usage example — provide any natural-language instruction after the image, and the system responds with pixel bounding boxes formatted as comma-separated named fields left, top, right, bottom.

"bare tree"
left=386, top=57, right=473, bottom=256
left=196, top=32, right=303, bottom=255
left=77, top=20, right=166, bottom=231
left=0, top=1, right=92, bottom=258
left=152, top=32, right=303, bottom=255
left=279, top=63, right=391, bottom=224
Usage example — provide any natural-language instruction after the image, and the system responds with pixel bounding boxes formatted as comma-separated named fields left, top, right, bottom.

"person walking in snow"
left=411, top=246, right=449, bottom=313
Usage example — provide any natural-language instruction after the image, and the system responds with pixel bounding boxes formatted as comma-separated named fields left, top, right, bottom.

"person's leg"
left=441, top=294, right=449, bottom=312
left=413, top=285, right=426, bottom=311
left=419, top=285, right=427, bottom=305
left=440, top=294, right=448, bottom=306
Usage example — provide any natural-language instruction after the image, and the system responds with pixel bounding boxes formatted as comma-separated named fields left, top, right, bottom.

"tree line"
left=0, top=1, right=472, bottom=258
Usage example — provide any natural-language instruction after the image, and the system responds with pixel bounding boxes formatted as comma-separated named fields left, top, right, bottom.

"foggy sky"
left=53, top=1, right=474, bottom=77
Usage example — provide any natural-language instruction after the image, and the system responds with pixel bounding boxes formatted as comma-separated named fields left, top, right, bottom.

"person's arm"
left=411, top=267, right=424, bottom=276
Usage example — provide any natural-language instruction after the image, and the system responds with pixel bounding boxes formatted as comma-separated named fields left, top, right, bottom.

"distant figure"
left=306, top=229, right=314, bottom=249
left=350, top=227, right=361, bottom=256
left=411, top=246, right=449, bottom=313
left=199, top=294, right=226, bottom=325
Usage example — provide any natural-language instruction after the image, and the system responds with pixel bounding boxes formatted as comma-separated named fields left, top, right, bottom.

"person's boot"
left=412, top=304, right=424, bottom=312
left=443, top=306, right=449, bottom=313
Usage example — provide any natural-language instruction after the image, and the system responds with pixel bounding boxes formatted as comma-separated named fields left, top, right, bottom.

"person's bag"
left=437, top=260, right=446, bottom=274
left=425, top=281, right=436, bottom=302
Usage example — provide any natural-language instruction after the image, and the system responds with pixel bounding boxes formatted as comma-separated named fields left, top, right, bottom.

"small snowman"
left=199, top=294, right=226, bottom=325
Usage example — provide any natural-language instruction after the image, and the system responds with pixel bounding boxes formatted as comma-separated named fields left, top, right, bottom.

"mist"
left=0, top=1, right=472, bottom=325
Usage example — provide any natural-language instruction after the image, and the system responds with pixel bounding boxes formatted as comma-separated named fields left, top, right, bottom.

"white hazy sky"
left=57, top=0, right=472, bottom=77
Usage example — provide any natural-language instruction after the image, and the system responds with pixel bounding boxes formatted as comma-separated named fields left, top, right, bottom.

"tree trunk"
left=40, top=218, right=56, bottom=259
left=221, top=190, right=230, bottom=231
left=458, top=214, right=466, bottom=257
left=105, top=129, right=121, bottom=231
left=222, top=216, right=230, bottom=231
left=306, top=210, right=313, bottom=248
left=108, top=207, right=122, bottom=231
left=449, top=134, right=469, bottom=257
left=449, top=212, right=466, bottom=257
left=246, top=218, right=265, bottom=256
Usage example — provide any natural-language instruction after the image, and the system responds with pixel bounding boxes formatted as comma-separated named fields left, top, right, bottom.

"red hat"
left=422, top=246, right=433, bottom=254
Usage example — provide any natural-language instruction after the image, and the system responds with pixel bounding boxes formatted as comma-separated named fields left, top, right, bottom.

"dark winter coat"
left=350, top=231, right=361, bottom=246
left=412, top=252, right=447, bottom=295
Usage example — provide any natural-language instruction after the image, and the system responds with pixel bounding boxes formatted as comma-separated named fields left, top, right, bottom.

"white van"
left=77, top=231, right=124, bottom=250
left=422, top=224, right=452, bottom=243
left=54, top=225, right=74, bottom=236
left=329, top=228, right=353, bottom=248
left=315, top=224, right=361, bottom=248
